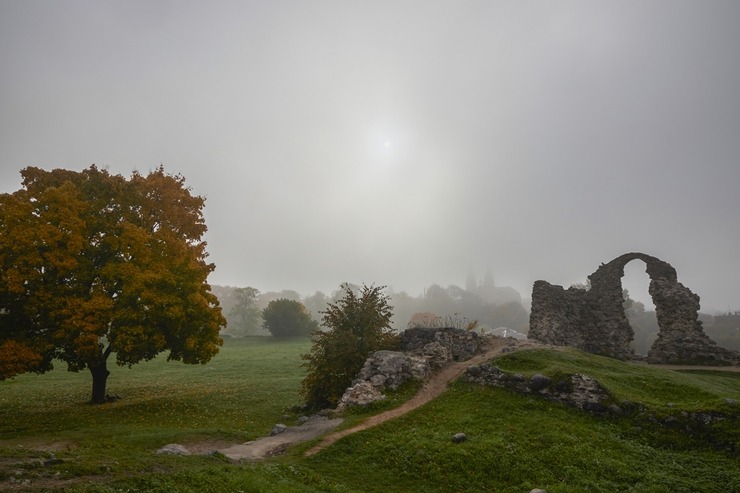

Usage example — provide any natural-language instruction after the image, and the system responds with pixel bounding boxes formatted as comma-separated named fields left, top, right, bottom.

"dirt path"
left=303, top=337, right=519, bottom=457
left=216, top=417, right=345, bottom=460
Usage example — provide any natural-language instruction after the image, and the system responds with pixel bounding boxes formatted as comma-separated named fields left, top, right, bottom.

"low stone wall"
left=461, top=362, right=739, bottom=447
left=337, top=327, right=482, bottom=410
left=400, top=327, right=480, bottom=361
left=461, top=363, right=617, bottom=413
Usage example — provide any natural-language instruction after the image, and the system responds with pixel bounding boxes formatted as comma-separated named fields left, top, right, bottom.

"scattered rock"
left=608, top=404, right=624, bottom=416
left=724, top=398, right=738, bottom=406
left=581, top=401, right=607, bottom=413
left=462, top=366, right=610, bottom=413
left=156, top=444, right=191, bottom=456
left=337, top=381, right=386, bottom=410
left=530, top=489, right=548, bottom=493
left=529, top=374, right=551, bottom=391
left=690, top=412, right=725, bottom=425
left=270, top=424, right=288, bottom=436
left=43, top=453, right=65, bottom=466
left=451, top=433, right=467, bottom=443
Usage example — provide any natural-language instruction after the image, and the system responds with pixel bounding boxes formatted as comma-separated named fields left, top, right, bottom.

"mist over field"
left=2, top=1, right=740, bottom=312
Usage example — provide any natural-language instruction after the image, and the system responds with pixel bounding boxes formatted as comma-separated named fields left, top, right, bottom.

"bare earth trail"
left=303, top=337, right=520, bottom=457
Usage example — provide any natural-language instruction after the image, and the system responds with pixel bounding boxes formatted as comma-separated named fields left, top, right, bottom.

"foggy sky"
left=2, top=1, right=740, bottom=313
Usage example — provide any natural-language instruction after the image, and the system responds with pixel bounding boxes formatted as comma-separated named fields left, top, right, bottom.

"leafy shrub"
left=262, top=299, right=318, bottom=337
left=301, top=284, right=399, bottom=410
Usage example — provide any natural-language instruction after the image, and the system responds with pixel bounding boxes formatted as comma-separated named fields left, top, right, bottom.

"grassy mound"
left=1, top=340, right=738, bottom=492
left=303, top=348, right=740, bottom=493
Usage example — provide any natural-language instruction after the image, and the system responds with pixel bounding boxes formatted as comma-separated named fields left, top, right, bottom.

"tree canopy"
left=226, top=287, right=262, bottom=336
left=301, top=284, right=398, bottom=410
left=0, top=165, right=225, bottom=402
left=262, top=298, right=318, bottom=337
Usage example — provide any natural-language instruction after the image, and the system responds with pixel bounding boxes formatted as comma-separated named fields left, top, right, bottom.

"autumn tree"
left=261, top=299, right=318, bottom=337
left=301, top=284, right=398, bottom=410
left=0, top=165, right=225, bottom=403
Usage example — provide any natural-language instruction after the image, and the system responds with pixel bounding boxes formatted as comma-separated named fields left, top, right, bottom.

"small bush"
left=301, top=284, right=399, bottom=410
left=262, top=299, right=318, bottom=337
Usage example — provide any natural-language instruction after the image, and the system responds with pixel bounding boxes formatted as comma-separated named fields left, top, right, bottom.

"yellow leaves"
left=1, top=164, right=225, bottom=391
left=0, top=340, right=43, bottom=379
left=57, top=294, right=115, bottom=342
left=72, top=332, right=102, bottom=360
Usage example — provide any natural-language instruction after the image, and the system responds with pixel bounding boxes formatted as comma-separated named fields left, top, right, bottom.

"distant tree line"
left=213, top=277, right=530, bottom=337
left=215, top=279, right=738, bottom=352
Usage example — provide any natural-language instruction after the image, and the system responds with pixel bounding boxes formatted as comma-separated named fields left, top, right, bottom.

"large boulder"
left=337, top=327, right=484, bottom=411
left=355, top=350, right=413, bottom=390
left=420, top=341, right=452, bottom=369
left=337, top=381, right=386, bottom=410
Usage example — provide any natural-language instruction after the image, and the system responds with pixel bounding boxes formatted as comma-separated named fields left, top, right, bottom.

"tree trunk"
left=89, top=362, right=111, bottom=404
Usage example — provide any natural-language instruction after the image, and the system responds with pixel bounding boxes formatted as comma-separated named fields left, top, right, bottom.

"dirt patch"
left=216, top=417, right=344, bottom=460
left=181, top=440, right=238, bottom=455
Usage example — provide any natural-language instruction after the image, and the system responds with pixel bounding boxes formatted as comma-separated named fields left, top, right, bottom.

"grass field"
left=1, top=337, right=738, bottom=492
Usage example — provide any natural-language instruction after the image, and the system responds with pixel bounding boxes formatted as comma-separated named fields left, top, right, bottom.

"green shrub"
left=301, top=284, right=399, bottom=410
left=262, top=299, right=318, bottom=337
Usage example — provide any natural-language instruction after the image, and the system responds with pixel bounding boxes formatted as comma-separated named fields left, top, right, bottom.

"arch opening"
left=621, top=260, right=659, bottom=356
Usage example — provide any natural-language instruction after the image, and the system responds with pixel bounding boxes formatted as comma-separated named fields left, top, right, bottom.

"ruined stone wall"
left=399, top=327, right=480, bottom=361
left=528, top=252, right=739, bottom=365
left=528, top=281, right=588, bottom=349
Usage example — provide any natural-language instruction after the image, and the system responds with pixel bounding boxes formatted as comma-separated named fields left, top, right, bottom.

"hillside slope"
left=301, top=347, right=740, bottom=493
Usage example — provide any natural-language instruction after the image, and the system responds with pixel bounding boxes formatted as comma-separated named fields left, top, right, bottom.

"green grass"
left=301, top=348, right=740, bottom=493
left=304, top=384, right=740, bottom=493
left=0, top=337, right=312, bottom=488
left=1, top=339, right=738, bottom=492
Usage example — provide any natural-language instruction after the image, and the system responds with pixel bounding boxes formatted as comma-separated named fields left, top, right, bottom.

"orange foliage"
left=0, top=340, right=43, bottom=380
left=0, top=165, right=225, bottom=398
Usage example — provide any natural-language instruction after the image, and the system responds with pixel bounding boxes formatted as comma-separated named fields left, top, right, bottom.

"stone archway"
left=528, top=252, right=739, bottom=365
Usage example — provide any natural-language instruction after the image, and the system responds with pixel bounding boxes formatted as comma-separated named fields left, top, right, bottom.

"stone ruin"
left=337, top=327, right=480, bottom=410
left=528, top=252, right=739, bottom=365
